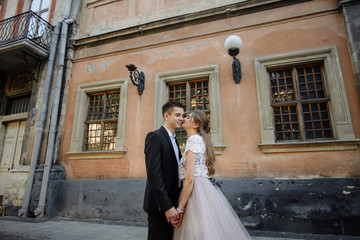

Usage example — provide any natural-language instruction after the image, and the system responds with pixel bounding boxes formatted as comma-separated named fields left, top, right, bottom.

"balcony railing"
left=0, top=11, right=54, bottom=51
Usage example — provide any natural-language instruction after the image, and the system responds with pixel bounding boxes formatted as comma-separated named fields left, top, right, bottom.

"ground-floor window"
left=254, top=46, right=357, bottom=152
left=84, top=91, right=120, bottom=151
left=168, top=79, right=210, bottom=147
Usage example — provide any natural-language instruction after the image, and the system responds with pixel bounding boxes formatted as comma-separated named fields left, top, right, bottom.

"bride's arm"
left=178, top=150, right=197, bottom=211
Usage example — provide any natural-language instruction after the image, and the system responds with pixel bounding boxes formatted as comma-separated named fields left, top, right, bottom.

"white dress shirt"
left=163, top=125, right=180, bottom=164
left=163, top=126, right=182, bottom=187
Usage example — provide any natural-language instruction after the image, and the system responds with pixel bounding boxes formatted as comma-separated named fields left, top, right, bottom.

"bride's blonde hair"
left=191, top=110, right=215, bottom=175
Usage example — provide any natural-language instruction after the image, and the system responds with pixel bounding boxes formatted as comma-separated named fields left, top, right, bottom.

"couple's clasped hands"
left=165, top=207, right=184, bottom=228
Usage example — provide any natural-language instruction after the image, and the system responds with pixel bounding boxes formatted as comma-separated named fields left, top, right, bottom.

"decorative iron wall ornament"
left=125, top=63, right=145, bottom=95
left=224, top=35, right=243, bottom=84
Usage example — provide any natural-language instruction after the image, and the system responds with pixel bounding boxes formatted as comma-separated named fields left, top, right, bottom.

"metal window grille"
left=84, top=91, right=120, bottom=151
left=269, top=64, right=333, bottom=142
left=5, top=94, right=31, bottom=115
left=168, top=79, right=210, bottom=147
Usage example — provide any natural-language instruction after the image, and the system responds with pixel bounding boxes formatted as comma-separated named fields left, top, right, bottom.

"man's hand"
left=165, top=207, right=180, bottom=223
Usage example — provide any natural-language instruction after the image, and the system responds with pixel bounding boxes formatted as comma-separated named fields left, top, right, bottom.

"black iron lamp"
left=125, top=62, right=145, bottom=95
left=224, top=35, right=243, bottom=84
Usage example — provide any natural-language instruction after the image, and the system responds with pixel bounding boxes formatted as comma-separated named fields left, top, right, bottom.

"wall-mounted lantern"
left=125, top=62, right=145, bottom=95
left=224, top=35, right=243, bottom=84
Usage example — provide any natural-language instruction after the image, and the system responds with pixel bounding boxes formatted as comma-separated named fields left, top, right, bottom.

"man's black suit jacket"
left=143, top=126, right=182, bottom=214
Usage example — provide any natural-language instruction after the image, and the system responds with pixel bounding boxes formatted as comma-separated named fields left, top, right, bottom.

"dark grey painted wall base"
left=56, top=178, right=360, bottom=236
left=58, top=179, right=146, bottom=223
left=220, top=178, right=360, bottom=236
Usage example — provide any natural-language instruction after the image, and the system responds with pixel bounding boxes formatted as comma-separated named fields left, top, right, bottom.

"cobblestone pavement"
left=1, top=217, right=359, bottom=240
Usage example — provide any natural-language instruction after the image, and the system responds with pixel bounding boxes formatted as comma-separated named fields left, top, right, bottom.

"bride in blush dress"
left=173, top=110, right=252, bottom=240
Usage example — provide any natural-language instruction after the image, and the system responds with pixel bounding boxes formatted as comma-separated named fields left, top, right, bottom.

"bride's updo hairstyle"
left=191, top=110, right=215, bottom=175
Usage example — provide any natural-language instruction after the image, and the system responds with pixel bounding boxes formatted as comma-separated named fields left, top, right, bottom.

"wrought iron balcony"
left=0, top=11, right=54, bottom=73
left=0, top=11, right=53, bottom=50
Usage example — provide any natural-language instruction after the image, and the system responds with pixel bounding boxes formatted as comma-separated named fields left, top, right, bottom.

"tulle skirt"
left=173, top=177, right=252, bottom=240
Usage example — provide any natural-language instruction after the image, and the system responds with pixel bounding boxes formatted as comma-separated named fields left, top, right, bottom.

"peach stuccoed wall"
left=61, top=0, right=360, bottom=180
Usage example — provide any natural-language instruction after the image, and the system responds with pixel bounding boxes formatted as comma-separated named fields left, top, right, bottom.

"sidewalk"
left=0, top=217, right=359, bottom=240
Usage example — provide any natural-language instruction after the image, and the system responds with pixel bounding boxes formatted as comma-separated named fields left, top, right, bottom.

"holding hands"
left=171, top=207, right=184, bottom=228
left=165, top=206, right=185, bottom=228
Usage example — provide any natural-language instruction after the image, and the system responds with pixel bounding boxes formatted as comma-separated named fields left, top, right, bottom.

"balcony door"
left=29, top=0, right=50, bottom=39
left=31, top=0, right=50, bottom=20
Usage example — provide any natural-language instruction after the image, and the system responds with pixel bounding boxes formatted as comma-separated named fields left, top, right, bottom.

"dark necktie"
left=174, top=135, right=181, bottom=187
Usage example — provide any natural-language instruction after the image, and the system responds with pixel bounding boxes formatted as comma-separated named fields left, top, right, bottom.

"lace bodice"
left=179, top=134, right=209, bottom=180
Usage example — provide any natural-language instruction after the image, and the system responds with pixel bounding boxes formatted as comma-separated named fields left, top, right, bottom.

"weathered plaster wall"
left=0, top=0, right=75, bottom=208
left=4, top=0, right=18, bottom=19
left=79, top=0, right=248, bottom=37
left=61, top=0, right=360, bottom=180
left=339, top=0, right=360, bottom=100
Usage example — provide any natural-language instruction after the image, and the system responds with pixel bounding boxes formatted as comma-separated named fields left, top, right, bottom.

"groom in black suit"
left=144, top=101, right=184, bottom=240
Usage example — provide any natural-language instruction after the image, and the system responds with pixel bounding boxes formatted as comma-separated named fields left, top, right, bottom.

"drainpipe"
left=18, top=22, right=62, bottom=218
left=34, top=0, right=82, bottom=218
left=17, top=0, right=73, bottom=218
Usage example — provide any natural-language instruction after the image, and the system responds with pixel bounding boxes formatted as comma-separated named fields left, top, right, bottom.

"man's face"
left=164, top=107, right=184, bottom=131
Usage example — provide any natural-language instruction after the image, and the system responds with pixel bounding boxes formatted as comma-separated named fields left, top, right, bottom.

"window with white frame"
left=29, top=0, right=50, bottom=39
left=254, top=46, right=357, bottom=153
left=31, top=0, right=50, bottom=20
left=155, top=65, right=225, bottom=154
left=66, top=79, right=128, bottom=159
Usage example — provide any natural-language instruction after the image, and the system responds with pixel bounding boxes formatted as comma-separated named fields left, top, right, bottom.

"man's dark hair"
left=162, top=101, right=184, bottom=115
